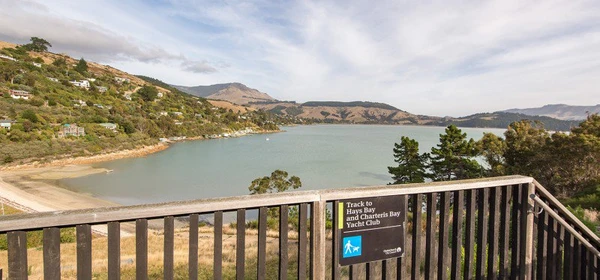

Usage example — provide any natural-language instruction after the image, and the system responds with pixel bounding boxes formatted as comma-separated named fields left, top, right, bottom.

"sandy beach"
left=0, top=144, right=168, bottom=214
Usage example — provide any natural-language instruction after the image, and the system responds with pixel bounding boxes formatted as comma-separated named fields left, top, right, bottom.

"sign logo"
left=342, top=236, right=362, bottom=258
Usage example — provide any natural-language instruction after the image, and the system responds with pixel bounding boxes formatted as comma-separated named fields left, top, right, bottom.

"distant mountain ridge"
left=502, top=104, right=600, bottom=120
left=172, top=82, right=276, bottom=104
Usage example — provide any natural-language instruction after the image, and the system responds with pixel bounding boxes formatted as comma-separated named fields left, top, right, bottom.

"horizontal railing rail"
left=0, top=175, right=532, bottom=233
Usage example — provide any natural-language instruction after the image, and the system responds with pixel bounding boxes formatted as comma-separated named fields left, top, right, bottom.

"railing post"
left=311, top=199, right=326, bottom=280
left=521, top=183, right=536, bottom=279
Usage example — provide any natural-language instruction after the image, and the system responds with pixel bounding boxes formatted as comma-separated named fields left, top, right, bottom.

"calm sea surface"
left=60, top=125, right=505, bottom=205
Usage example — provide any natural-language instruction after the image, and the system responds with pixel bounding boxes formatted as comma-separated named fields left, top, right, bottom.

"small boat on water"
left=106, top=169, right=114, bottom=174
left=266, top=137, right=270, bottom=141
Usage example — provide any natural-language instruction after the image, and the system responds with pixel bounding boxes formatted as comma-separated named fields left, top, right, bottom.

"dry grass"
left=0, top=223, right=310, bottom=279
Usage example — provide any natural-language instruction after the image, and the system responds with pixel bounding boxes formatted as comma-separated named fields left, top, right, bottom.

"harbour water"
left=60, top=125, right=505, bottom=205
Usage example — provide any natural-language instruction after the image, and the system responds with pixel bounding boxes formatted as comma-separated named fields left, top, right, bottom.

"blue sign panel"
left=342, top=236, right=362, bottom=258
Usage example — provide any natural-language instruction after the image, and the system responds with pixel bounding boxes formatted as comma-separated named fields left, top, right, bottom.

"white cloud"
left=1, top=0, right=599, bottom=116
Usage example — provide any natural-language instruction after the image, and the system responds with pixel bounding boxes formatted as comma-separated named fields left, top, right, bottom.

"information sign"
left=338, top=195, right=406, bottom=266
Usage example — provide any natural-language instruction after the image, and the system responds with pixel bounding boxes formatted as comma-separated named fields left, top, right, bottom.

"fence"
left=1, top=175, right=599, bottom=279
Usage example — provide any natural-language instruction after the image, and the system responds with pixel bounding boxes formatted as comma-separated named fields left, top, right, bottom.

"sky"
left=1, top=0, right=599, bottom=117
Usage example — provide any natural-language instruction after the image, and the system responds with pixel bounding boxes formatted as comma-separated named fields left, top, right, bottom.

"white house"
left=172, top=112, right=183, bottom=116
left=159, top=111, right=168, bottom=116
left=32, top=62, right=42, bottom=68
left=9, top=90, right=32, bottom=100
left=97, top=86, right=108, bottom=93
left=0, top=54, right=16, bottom=61
left=98, top=123, right=118, bottom=131
left=157, top=92, right=164, bottom=98
left=47, top=77, right=59, bottom=82
left=124, top=93, right=132, bottom=100
left=70, top=80, right=90, bottom=89
left=0, top=120, right=14, bottom=130
left=115, top=77, right=130, bottom=84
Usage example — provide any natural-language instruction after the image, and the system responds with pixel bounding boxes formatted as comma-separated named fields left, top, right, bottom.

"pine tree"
left=429, top=125, right=482, bottom=181
left=388, top=136, right=428, bottom=184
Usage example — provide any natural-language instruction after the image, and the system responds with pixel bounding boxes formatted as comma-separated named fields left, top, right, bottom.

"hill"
left=434, top=112, right=580, bottom=131
left=0, top=39, right=282, bottom=165
left=502, top=104, right=600, bottom=120
left=173, top=82, right=276, bottom=104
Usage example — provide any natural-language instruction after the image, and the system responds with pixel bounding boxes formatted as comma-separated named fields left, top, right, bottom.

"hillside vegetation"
left=0, top=39, right=281, bottom=165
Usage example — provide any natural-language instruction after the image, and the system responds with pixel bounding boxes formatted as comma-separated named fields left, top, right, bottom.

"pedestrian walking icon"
left=342, top=236, right=362, bottom=258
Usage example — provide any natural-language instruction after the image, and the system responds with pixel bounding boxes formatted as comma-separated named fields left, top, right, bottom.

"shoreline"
left=0, top=129, right=282, bottom=215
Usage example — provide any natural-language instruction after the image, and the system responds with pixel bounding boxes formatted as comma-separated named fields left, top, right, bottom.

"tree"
left=248, top=170, right=302, bottom=194
left=75, top=58, right=88, bottom=74
left=52, top=57, right=67, bottom=68
left=477, top=133, right=506, bottom=176
left=388, top=136, right=428, bottom=184
left=429, top=125, right=482, bottom=181
left=503, top=120, right=548, bottom=176
left=22, top=37, right=52, bottom=52
left=137, top=85, right=158, bottom=102
left=21, top=110, right=39, bottom=123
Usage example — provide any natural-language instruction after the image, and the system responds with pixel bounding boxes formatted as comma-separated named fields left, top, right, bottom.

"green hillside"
left=0, top=41, right=280, bottom=165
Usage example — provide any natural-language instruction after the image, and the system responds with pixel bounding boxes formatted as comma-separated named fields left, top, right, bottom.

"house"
left=174, top=122, right=183, bottom=126
left=73, top=99, right=87, bottom=107
left=97, top=86, right=108, bottom=93
left=159, top=111, right=168, bottom=116
left=0, top=54, right=16, bottom=61
left=47, top=77, right=59, bottom=82
left=115, top=77, right=130, bottom=84
left=70, top=80, right=90, bottom=89
left=172, top=112, right=183, bottom=116
left=157, top=92, right=164, bottom=98
left=58, top=124, right=85, bottom=138
left=86, top=78, right=96, bottom=82
left=32, top=62, right=42, bottom=68
left=0, top=120, right=14, bottom=130
left=94, top=104, right=104, bottom=109
left=98, top=123, right=118, bottom=131
left=9, top=90, right=32, bottom=100
left=195, top=114, right=203, bottom=118
left=124, top=93, right=132, bottom=101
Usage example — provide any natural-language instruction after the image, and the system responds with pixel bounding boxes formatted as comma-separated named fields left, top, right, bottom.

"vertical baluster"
left=547, top=214, right=556, bottom=279
left=298, top=203, right=308, bottom=279
left=331, top=202, right=339, bottom=280
left=258, top=207, right=267, bottom=280
left=438, top=192, right=450, bottom=279
left=557, top=226, right=564, bottom=277
left=563, top=230, right=572, bottom=280
left=450, top=190, right=463, bottom=280
left=108, top=222, right=121, bottom=280
left=573, top=239, right=581, bottom=279
left=280, top=205, right=289, bottom=280
left=77, top=224, right=92, bottom=280
left=425, top=192, right=437, bottom=279
left=537, top=211, right=548, bottom=280
left=588, top=250, right=595, bottom=280
left=164, top=216, right=174, bottom=280
left=382, top=259, right=388, bottom=280
left=398, top=195, right=408, bottom=279
left=189, top=214, right=199, bottom=280
left=464, top=190, right=477, bottom=279
left=488, top=187, right=500, bottom=279
left=411, top=194, right=422, bottom=280
left=236, top=209, right=246, bottom=280
left=8, top=231, right=28, bottom=279
left=476, top=188, right=489, bottom=279
left=43, top=227, right=61, bottom=280
left=213, top=212, right=223, bottom=280
left=510, top=184, right=522, bottom=279
left=500, top=186, right=512, bottom=278
left=136, top=219, right=148, bottom=280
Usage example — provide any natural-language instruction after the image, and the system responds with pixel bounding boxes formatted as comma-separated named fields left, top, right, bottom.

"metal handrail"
left=533, top=179, right=600, bottom=249
left=531, top=194, right=600, bottom=258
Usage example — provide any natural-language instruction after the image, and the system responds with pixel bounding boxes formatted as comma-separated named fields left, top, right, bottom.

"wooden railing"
left=0, top=175, right=599, bottom=279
